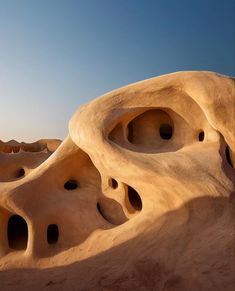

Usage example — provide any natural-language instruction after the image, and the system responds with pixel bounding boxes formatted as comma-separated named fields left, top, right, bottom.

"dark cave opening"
left=128, top=186, right=142, bottom=211
left=8, top=215, right=28, bottom=250
left=198, top=131, right=205, bottom=142
left=47, top=224, right=59, bottom=244
left=159, top=124, right=173, bottom=140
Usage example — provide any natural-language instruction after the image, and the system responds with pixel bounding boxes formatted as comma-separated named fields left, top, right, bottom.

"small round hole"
left=128, top=186, right=142, bottom=211
left=109, top=178, right=118, bottom=189
left=198, top=131, right=205, bottom=142
left=15, top=168, right=25, bottom=178
left=64, top=180, right=79, bottom=190
left=159, top=124, right=173, bottom=140
left=47, top=224, right=59, bottom=244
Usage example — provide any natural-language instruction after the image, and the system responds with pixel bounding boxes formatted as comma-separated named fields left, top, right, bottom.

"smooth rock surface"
left=0, top=71, right=234, bottom=291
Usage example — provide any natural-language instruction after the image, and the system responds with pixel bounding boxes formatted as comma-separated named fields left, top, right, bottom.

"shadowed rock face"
left=0, top=71, right=234, bottom=291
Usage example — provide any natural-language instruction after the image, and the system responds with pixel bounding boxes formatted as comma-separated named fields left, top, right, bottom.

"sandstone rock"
left=0, top=71, right=234, bottom=291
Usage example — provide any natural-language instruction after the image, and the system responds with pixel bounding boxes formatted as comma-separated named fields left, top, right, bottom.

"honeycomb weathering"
left=0, top=71, right=234, bottom=291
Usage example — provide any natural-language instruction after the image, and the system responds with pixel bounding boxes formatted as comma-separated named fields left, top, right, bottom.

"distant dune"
left=0, top=71, right=234, bottom=291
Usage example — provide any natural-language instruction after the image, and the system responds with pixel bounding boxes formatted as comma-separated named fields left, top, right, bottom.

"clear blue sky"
left=0, top=0, right=234, bottom=142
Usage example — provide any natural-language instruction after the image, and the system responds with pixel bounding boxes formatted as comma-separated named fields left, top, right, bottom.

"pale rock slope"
left=0, top=71, right=234, bottom=291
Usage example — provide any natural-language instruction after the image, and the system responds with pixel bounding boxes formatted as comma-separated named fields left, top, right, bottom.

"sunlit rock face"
left=0, top=71, right=234, bottom=291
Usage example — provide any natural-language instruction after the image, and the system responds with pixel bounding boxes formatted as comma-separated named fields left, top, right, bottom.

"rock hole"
left=64, top=180, right=79, bottom=190
left=110, top=109, right=176, bottom=151
left=159, top=124, right=173, bottom=140
left=8, top=215, right=28, bottom=250
left=127, top=121, right=134, bottom=143
left=128, top=186, right=142, bottom=211
left=47, top=224, right=59, bottom=244
left=198, top=131, right=205, bottom=142
left=226, top=146, right=233, bottom=168
left=15, top=168, right=25, bottom=178
left=109, top=178, right=118, bottom=189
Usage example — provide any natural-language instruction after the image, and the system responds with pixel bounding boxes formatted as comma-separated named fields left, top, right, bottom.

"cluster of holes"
left=7, top=215, right=59, bottom=250
left=110, top=109, right=212, bottom=150
left=6, top=179, right=77, bottom=250
left=108, top=177, right=143, bottom=212
left=7, top=184, right=143, bottom=250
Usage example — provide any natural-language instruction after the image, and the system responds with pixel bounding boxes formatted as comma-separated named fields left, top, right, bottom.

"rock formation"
left=0, top=71, right=234, bottom=291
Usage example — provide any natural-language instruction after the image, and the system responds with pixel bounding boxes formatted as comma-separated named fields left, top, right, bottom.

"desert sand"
left=0, top=71, right=234, bottom=291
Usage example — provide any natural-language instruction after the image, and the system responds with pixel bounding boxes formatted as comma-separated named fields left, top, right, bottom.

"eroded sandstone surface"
left=0, top=71, right=234, bottom=291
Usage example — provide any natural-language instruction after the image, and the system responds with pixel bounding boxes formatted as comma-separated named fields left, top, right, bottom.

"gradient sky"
left=0, top=0, right=234, bottom=142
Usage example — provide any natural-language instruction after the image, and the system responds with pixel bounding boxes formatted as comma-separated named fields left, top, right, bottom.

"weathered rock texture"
left=0, top=71, right=234, bottom=291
